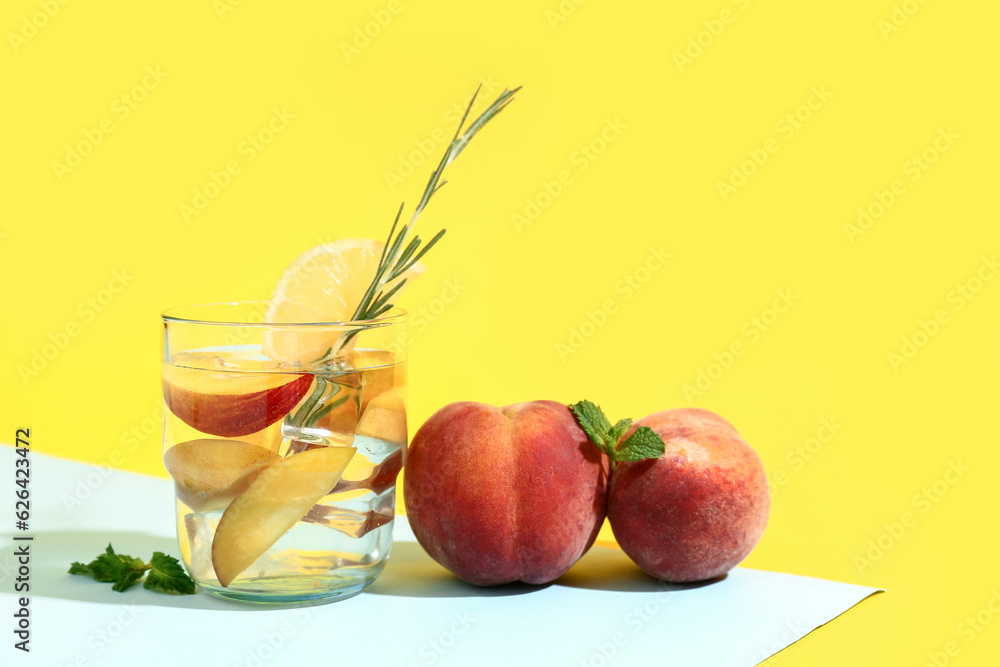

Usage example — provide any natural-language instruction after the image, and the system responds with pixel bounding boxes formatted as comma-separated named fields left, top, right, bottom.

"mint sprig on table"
left=69, top=544, right=195, bottom=594
left=324, top=85, right=521, bottom=359
left=570, top=400, right=666, bottom=470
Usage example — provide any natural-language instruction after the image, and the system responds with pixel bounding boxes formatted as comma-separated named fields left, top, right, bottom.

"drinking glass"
left=161, top=302, right=407, bottom=603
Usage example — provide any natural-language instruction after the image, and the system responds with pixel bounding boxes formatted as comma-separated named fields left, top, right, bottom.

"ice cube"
left=301, top=492, right=395, bottom=539
left=183, top=512, right=220, bottom=581
left=352, top=435, right=399, bottom=463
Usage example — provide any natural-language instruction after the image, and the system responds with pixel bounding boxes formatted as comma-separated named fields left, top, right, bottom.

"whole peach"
left=404, top=400, right=609, bottom=585
left=608, top=408, right=769, bottom=582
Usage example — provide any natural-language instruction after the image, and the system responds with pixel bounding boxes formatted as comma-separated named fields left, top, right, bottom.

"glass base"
left=197, top=570, right=382, bottom=605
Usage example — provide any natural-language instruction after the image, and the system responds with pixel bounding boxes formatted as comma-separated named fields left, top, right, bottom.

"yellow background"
left=3, top=0, right=998, bottom=664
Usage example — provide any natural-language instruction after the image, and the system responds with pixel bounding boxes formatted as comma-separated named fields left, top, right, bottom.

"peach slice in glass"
left=211, top=446, right=356, bottom=587
left=164, top=439, right=280, bottom=512
left=162, top=364, right=312, bottom=438
left=356, top=389, right=407, bottom=444
left=354, top=350, right=397, bottom=412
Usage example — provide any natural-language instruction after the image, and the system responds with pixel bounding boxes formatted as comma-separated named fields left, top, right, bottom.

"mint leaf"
left=68, top=545, right=195, bottom=595
left=112, top=569, right=146, bottom=592
left=570, top=401, right=666, bottom=469
left=84, top=546, right=121, bottom=581
left=89, top=545, right=149, bottom=592
left=68, top=562, right=93, bottom=576
left=608, top=418, right=633, bottom=444
left=87, top=544, right=143, bottom=584
left=569, top=400, right=614, bottom=453
left=616, top=426, right=666, bottom=462
left=144, top=552, right=196, bottom=595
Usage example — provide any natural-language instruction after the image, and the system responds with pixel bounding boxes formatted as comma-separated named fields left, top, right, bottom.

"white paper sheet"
left=0, top=446, right=881, bottom=666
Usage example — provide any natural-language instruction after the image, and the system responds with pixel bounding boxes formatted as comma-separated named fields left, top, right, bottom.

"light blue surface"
left=0, top=446, right=880, bottom=666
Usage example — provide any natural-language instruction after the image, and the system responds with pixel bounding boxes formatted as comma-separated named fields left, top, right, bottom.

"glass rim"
left=161, top=301, right=408, bottom=328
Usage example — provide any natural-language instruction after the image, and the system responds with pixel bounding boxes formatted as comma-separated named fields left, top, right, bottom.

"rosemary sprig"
left=288, top=376, right=331, bottom=428
left=327, top=85, right=520, bottom=355
left=286, top=374, right=352, bottom=430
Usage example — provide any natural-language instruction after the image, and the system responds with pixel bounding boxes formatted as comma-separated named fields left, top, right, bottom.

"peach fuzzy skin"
left=404, top=400, right=609, bottom=586
left=608, top=408, right=770, bottom=583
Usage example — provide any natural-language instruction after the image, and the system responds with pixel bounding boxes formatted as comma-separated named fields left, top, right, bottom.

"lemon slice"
left=263, top=238, right=423, bottom=364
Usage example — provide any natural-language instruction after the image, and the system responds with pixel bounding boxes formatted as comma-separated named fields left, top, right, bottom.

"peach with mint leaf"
left=572, top=403, right=770, bottom=583
left=568, top=400, right=666, bottom=467
left=404, top=400, right=608, bottom=585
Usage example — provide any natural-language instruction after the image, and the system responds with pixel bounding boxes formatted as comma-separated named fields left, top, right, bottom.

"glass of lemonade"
left=161, top=301, right=407, bottom=604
